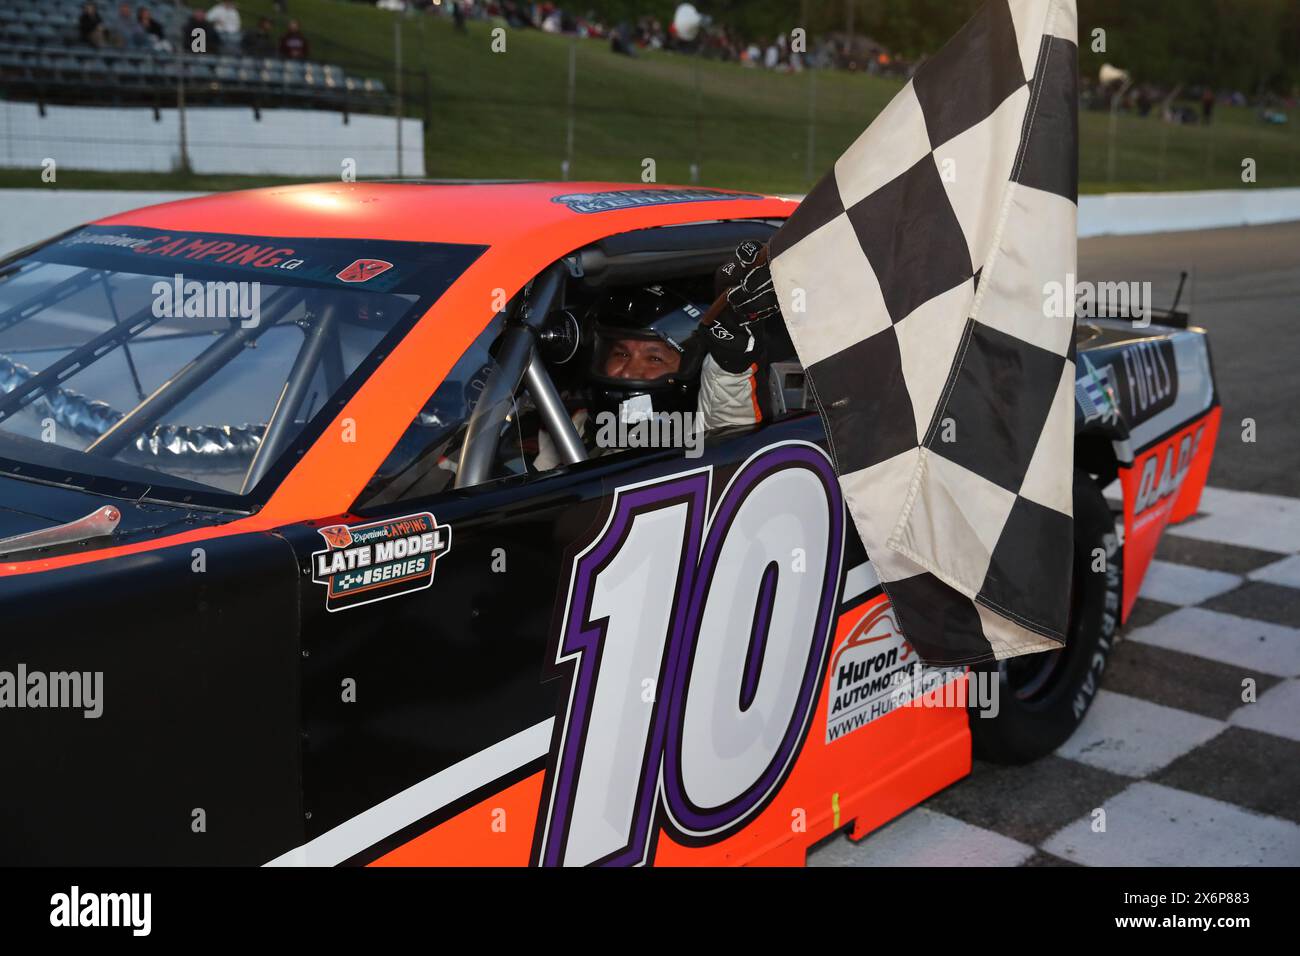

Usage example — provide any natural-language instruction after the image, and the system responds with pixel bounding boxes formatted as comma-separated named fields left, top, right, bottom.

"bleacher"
left=0, top=0, right=388, bottom=112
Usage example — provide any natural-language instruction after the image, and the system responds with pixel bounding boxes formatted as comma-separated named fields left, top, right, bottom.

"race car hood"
left=0, top=473, right=234, bottom=565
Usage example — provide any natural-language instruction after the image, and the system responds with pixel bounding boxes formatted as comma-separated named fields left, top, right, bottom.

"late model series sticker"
left=311, top=512, right=451, bottom=612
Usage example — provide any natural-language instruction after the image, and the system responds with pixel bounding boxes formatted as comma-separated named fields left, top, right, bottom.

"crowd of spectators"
left=72, top=0, right=915, bottom=79
left=77, top=2, right=165, bottom=50
left=74, top=2, right=312, bottom=59
left=394, top=1, right=917, bottom=78
left=1079, top=74, right=1290, bottom=127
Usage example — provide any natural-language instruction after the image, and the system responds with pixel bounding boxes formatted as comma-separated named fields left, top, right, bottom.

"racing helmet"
left=586, top=284, right=708, bottom=418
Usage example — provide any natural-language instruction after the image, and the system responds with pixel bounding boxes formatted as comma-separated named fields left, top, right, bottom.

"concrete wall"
left=0, top=102, right=423, bottom=178
left=1077, top=188, right=1300, bottom=237
left=0, top=189, right=205, bottom=257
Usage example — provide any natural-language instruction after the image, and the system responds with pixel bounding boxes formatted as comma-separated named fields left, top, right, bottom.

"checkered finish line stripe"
left=770, top=0, right=1080, bottom=666
left=810, top=487, right=1300, bottom=868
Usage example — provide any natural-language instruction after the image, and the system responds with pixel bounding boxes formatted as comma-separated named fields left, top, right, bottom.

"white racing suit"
left=533, top=354, right=763, bottom=471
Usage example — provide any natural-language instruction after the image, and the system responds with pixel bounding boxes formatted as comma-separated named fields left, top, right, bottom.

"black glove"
left=714, top=240, right=780, bottom=322
left=705, top=241, right=776, bottom=374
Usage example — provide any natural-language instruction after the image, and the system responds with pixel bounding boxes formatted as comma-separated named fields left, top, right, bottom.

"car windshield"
left=0, top=225, right=484, bottom=505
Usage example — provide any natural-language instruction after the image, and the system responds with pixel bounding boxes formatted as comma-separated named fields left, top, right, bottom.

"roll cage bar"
left=453, top=219, right=782, bottom=489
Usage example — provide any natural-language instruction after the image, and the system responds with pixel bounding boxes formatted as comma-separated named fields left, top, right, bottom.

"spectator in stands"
left=279, top=19, right=310, bottom=60
left=243, top=16, right=276, bottom=56
left=208, top=1, right=241, bottom=46
left=610, top=22, right=634, bottom=57
left=79, top=2, right=109, bottom=48
left=112, top=1, right=144, bottom=48
left=138, top=6, right=167, bottom=50
left=183, top=8, right=220, bottom=54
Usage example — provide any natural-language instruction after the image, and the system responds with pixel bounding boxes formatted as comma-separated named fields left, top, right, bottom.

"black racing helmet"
left=590, top=286, right=712, bottom=416
left=586, top=284, right=709, bottom=416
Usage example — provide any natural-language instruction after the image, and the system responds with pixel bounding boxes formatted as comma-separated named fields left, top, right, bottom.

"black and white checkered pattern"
left=811, top=487, right=1300, bottom=866
left=770, top=0, right=1080, bottom=666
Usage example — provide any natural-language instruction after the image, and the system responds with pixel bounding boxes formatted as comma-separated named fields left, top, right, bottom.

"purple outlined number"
left=540, top=442, right=844, bottom=866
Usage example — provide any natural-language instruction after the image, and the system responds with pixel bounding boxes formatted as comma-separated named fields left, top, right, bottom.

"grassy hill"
left=4, top=0, right=1298, bottom=194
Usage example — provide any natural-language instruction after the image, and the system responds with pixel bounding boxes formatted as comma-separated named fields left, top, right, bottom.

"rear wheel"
left=969, top=470, right=1121, bottom=764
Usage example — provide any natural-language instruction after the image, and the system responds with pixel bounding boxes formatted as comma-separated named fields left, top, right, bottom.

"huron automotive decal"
left=539, top=442, right=844, bottom=867
left=311, top=512, right=451, bottom=612
left=824, top=600, right=965, bottom=743
left=550, top=188, right=764, bottom=214
left=825, top=601, right=914, bottom=742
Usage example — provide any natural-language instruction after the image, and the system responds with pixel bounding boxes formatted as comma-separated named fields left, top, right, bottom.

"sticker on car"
left=311, top=512, right=451, bottom=611
left=337, top=258, right=395, bottom=283
left=550, top=188, right=763, bottom=214
left=825, top=600, right=966, bottom=743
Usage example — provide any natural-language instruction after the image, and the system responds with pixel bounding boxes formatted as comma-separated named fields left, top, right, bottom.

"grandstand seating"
left=0, top=0, right=388, bottom=111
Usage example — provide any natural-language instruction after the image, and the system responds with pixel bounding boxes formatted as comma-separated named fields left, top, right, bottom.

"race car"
left=0, top=181, right=1219, bottom=866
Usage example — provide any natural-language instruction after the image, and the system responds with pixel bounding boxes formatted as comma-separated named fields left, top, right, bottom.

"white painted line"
left=807, top=807, right=1035, bottom=867
left=264, top=719, right=555, bottom=867
left=1137, top=560, right=1240, bottom=606
left=1126, top=607, right=1300, bottom=678
left=841, top=560, right=880, bottom=603
left=1043, top=781, right=1300, bottom=866
left=1230, top=679, right=1300, bottom=743
left=1055, top=689, right=1224, bottom=778
left=1249, top=554, right=1300, bottom=590
left=1198, top=486, right=1300, bottom=520
left=1170, top=487, right=1300, bottom=554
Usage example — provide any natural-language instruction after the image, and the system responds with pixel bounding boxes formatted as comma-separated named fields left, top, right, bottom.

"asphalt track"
left=1078, top=220, right=1300, bottom=497
left=811, top=222, right=1300, bottom=867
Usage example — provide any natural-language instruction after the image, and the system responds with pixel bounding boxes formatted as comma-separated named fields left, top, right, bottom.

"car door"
left=270, top=262, right=953, bottom=868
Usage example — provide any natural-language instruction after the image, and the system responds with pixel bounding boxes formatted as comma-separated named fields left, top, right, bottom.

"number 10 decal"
left=539, top=442, right=844, bottom=866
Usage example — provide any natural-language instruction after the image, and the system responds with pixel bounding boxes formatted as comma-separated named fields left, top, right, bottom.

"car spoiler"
left=1093, top=270, right=1191, bottom=329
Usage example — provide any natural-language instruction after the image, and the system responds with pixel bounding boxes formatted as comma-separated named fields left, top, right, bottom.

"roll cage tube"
left=0, top=295, right=173, bottom=424
left=239, top=296, right=342, bottom=494
left=455, top=261, right=587, bottom=488
left=86, top=286, right=300, bottom=458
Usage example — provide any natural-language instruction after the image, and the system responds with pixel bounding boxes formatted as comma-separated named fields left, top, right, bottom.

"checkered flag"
left=769, top=0, right=1079, bottom=665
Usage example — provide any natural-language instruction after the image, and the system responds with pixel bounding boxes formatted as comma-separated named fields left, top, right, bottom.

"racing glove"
left=705, top=241, right=777, bottom=374
left=715, top=240, right=780, bottom=322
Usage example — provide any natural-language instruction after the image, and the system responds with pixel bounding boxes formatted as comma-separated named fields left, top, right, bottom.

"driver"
left=533, top=241, right=780, bottom=470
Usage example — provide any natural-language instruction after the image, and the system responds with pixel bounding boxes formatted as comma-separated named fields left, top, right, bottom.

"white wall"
left=1077, top=188, right=1300, bottom=237
left=0, top=190, right=204, bottom=258
left=0, top=102, right=423, bottom=178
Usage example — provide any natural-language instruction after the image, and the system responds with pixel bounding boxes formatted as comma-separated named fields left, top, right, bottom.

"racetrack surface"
left=1078, top=220, right=1300, bottom=498
left=810, top=223, right=1300, bottom=867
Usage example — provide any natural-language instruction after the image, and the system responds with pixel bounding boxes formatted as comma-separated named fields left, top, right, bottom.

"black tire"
left=969, top=470, right=1121, bottom=764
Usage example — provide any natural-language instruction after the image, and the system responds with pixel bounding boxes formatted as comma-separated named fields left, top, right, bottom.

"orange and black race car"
left=0, top=182, right=1219, bottom=865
